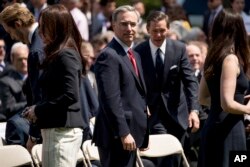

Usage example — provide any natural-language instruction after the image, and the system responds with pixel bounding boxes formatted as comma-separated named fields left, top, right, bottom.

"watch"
left=192, top=110, right=199, bottom=116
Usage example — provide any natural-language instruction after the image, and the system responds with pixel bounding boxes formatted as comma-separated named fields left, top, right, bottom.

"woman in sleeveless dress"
left=198, top=9, right=250, bottom=167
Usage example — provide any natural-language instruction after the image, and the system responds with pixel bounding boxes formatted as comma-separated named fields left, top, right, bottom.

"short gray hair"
left=112, top=5, right=139, bottom=23
left=10, top=42, right=29, bottom=61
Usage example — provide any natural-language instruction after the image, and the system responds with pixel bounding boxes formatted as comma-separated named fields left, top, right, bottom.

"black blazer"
left=93, top=38, right=148, bottom=148
left=34, top=49, right=84, bottom=129
left=134, top=39, right=199, bottom=131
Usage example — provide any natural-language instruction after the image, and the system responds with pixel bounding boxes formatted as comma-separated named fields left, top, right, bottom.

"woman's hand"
left=22, top=105, right=37, bottom=123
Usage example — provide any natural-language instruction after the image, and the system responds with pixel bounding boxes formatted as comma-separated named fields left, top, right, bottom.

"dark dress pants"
left=98, top=138, right=136, bottom=167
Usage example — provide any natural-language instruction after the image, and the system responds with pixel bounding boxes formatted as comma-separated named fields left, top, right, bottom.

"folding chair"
left=136, top=134, right=190, bottom=167
left=31, top=144, right=85, bottom=167
left=82, top=140, right=100, bottom=167
left=0, top=122, right=6, bottom=140
left=0, top=137, right=6, bottom=146
left=31, top=144, right=42, bottom=167
left=77, top=148, right=87, bottom=167
left=0, top=145, right=34, bottom=167
left=90, top=117, right=96, bottom=126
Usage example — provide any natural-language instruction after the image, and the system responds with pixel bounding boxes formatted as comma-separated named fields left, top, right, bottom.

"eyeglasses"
left=0, top=46, right=5, bottom=49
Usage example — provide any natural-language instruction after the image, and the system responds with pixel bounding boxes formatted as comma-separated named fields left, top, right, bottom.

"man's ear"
left=146, top=25, right=149, bottom=34
left=14, top=20, right=22, bottom=28
left=112, top=22, right=115, bottom=30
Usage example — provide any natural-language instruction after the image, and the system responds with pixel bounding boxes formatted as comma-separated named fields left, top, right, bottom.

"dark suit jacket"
left=202, top=7, right=223, bottom=38
left=202, top=10, right=210, bottom=38
left=0, top=64, right=17, bottom=121
left=93, top=38, right=148, bottom=149
left=80, top=76, right=99, bottom=127
left=134, top=39, right=199, bottom=133
left=0, top=68, right=29, bottom=147
left=89, top=15, right=103, bottom=39
left=0, top=68, right=26, bottom=120
left=34, top=48, right=84, bottom=129
left=25, top=28, right=44, bottom=106
left=80, top=76, right=99, bottom=141
left=0, top=62, right=12, bottom=77
left=90, top=14, right=112, bottom=39
left=22, top=27, right=44, bottom=139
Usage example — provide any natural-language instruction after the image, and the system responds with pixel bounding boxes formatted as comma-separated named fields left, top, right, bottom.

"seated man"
left=0, top=42, right=29, bottom=146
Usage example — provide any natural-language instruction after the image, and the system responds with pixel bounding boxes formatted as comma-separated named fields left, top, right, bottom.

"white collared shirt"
left=149, top=39, right=166, bottom=66
left=70, top=7, right=89, bottom=41
left=28, top=22, right=39, bottom=44
left=0, top=61, right=5, bottom=72
left=114, top=36, right=133, bottom=56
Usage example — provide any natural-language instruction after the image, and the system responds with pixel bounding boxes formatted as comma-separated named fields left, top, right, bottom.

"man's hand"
left=26, top=136, right=37, bottom=153
left=188, top=111, right=200, bottom=133
left=121, top=134, right=136, bottom=151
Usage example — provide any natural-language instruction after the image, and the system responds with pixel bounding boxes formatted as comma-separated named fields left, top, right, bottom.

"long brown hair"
left=39, top=4, right=86, bottom=74
left=204, top=9, right=250, bottom=79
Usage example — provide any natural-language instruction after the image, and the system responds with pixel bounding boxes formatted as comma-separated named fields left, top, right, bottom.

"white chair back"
left=0, top=122, right=6, bottom=140
left=82, top=140, right=100, bottom=167
left=0, top=145, right=34, bottom=167
left=31, top=144, right=84, bottom=167
left=31, top=144, right=42, bottom=167
left=137, top=134, right=190, bottom=167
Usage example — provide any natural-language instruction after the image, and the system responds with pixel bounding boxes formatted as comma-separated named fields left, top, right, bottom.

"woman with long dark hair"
left=198, top=8, right=250, bottom=167
left=23, top=4, right=86, bottom=167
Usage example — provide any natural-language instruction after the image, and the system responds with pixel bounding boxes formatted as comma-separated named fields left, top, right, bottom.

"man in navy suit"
left=93, top=5, right=148, bottom=167
left=134, top=11, right=200, bottom=166
left=0, top=3, right=44, bottom=151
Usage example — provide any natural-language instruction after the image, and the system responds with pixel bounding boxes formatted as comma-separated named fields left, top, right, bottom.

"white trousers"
left=41, top=128, right=83, bottom=167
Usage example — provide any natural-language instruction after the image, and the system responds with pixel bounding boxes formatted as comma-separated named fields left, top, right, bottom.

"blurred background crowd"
left=0, top=0, right=249, bottom=65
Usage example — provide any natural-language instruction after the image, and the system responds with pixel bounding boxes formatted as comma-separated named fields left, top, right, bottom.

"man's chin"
left=123, top=39, right=133, bottom=46
left=153, top=41, right=163, bottom=47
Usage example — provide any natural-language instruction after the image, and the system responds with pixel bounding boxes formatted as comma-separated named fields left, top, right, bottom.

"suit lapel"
left=161, top=39, right=174, bottom=88
left=121, top=51, right=143, bottom=88
left=134, top=52, right=147, bottom=93
left=144, top=41, right=158, bottom=84
left=110, top=39, right=144, bottom=90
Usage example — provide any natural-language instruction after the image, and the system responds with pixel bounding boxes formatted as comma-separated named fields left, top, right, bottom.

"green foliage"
left=116, top=0, right=161, bottom=18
